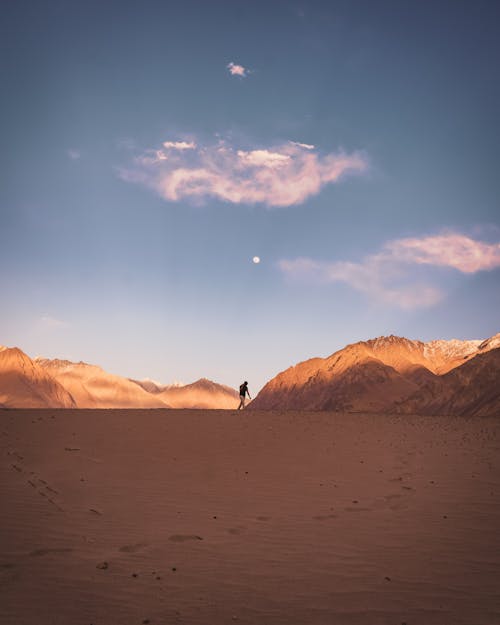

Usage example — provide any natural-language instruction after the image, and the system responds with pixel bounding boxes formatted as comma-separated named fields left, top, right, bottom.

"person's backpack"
left=239, top=384, right=246, bottom=395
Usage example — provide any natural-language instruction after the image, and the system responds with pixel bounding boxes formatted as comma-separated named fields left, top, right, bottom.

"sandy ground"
left=1, top=409, right=499, bottom=625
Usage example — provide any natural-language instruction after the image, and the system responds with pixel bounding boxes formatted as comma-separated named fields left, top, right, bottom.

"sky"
left=1, top=0, right=500, bottom=392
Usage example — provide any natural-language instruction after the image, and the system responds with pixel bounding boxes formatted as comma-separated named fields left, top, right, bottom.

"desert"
left=1, top=407, right=500, bottom=625
left=3, top=2, right=500, bottom=623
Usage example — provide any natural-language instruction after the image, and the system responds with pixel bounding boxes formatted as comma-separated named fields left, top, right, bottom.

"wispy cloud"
left=67, top=149, right=81, bottom=160
left=227, top=61, right=248, bottom=77
left=279, top=232, right=500, bottom=309
left=39, top=315, right=70, bottom=329
left=386, top=233, right=500, bottom=273
left=119, top=139, right=368, bottom=207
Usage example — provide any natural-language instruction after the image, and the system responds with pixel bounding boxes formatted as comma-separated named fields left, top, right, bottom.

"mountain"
left=0, top=345, right=238, bottom=409
left=251, top=333, right=500, bottom=416
left=34, top=358, right=168, bottom=409
left=395, top=347, right=500, bottom=417
left=156, top=378, right=239, bottom=409
left=129, top=378, right=168, bottom=394
left=0, top=347, right=76, bottom=408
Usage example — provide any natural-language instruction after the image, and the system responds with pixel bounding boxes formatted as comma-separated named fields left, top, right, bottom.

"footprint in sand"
left=382, top=493, right=407, bottom=511
left=256, top=516, right=271, bottom=521
left=29, top=548, right=73, bottom=557
left=119, top=543, right=149, bottom=553
left=169, top=535, right=203, bottom=542
left=226, top=526, right=246, bottom=535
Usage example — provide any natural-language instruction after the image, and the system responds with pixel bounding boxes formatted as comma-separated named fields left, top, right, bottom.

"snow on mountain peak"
left=424, top=338, right=482, bottom=361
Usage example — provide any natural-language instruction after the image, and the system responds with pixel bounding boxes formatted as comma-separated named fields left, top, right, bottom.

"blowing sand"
left=1, top=409, right=499, bottom=625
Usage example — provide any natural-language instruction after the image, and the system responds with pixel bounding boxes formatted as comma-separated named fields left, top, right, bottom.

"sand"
left=1, top=409, right=499, bottom=625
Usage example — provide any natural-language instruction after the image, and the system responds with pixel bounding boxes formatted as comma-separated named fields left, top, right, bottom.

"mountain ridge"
left=1, top=347, right=238, bottom=409
left=250, top=333, right=500, bottom=416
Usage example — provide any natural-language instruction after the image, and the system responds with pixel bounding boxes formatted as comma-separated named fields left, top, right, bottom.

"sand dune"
left=1, top=408, right=499, bottom=624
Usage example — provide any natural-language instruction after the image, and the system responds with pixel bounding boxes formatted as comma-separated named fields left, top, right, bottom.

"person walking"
left=237, top=381, right=251, bottom=410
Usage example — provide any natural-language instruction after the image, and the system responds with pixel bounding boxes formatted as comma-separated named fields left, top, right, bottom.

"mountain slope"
left=395, top=348, right=500, bottom=417
left=251, top=333, right=500, bottom=415
left=0, top=347, right=76, bottom=408
left=35, top=358, right=168, bottom=409
left=156, top=378, right=239, bottom=409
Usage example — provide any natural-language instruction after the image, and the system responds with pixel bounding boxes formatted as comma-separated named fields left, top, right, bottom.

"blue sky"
left=1, top=0, right=499, bottom=392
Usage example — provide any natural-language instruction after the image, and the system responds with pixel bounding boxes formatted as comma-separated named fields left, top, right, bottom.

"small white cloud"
left=237, top=149, right=291, bottom=168
left=279, top=232, right=500, bottom=309
left=67, top=149, right=81, bottom=160
left=227, top=61, right=248, bottom=77
left=163, top=141, right=196, bottom=150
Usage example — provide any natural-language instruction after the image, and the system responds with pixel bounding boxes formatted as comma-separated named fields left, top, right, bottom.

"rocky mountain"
left=0, top=347, right=76, bottom=409
left=251, top=333, right=500, bottom=416
left=395, top=348, right=500, bottom=417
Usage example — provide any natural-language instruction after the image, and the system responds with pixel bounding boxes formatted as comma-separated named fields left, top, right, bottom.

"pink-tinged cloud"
left=227, top=62, right=247, bottom=77
left=279, top=232, right=500, bottom=309
left=120, top=139, right=368, bottom=207
left=387, top=234, right=500, bottom=273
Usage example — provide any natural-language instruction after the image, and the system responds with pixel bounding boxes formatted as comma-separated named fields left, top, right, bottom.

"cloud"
left=290, top=141, right=315, bottom=150
left=386, top=233, right=500, bottom=273
left=279, top=232, right=500, bottom=309
left=120, top=139, right=368, bottom=207
left=163, top=141, right=196, bottom=150
left=67, top=149, right=81, bottom=160
left=39, top=315, right=70, bottom=329
left=227, top=61, right=247, bottom=77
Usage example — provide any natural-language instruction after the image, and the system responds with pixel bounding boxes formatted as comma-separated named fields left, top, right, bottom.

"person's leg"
left=237, top=396, right=244, bottom=410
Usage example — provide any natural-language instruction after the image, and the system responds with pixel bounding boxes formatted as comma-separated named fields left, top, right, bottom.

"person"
left=237, top=381, right=251, bottom=410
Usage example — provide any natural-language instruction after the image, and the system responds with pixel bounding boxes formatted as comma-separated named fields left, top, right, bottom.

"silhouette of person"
left=237, top=381, right=251, bottom=410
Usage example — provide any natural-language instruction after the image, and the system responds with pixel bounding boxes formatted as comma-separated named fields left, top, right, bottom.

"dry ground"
left=1, top=408, right=499, bottom=625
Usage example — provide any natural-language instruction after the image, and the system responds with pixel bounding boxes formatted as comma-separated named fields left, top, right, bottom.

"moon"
left=252, top=256, right=261, bottom=264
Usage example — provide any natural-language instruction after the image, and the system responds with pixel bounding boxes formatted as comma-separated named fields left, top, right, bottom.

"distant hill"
left=156, top=378, right=239, bottom=409
left=34, top=358, right=168, bottom=409
left=0, top=345, right=238, bottom=409
left=250, top=333, right=500, bottom=416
